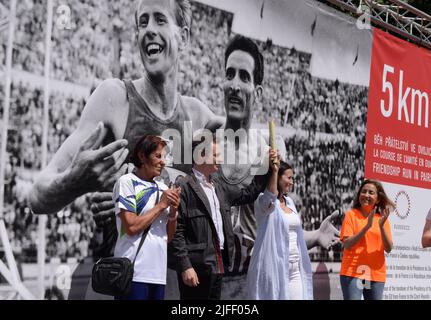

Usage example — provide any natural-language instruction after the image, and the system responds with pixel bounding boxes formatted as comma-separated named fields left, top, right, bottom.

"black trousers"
left=177, top=271, right=223, bottom=300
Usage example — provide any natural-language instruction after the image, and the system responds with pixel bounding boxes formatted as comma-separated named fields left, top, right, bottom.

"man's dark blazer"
left=168, top=170, right=267, bottom=275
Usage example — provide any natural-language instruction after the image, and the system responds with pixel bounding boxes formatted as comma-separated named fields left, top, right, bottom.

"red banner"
left=365, top=29, right=431, bottom=189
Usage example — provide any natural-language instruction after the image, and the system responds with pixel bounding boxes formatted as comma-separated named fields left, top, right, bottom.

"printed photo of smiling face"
left=135, top=0, right=189, bottom=80
left=224, top=50, right=260, bottom=125
left=223, top=36, right=263, bottom=129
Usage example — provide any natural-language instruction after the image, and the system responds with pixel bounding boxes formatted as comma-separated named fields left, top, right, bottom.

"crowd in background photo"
left=0, top=0, right=367, bottom=264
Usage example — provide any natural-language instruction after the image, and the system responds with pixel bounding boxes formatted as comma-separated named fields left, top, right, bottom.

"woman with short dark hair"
left=112, top=135, right=181, bottom=300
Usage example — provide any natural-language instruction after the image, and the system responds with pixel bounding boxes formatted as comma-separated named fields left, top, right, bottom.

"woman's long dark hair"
left=352, top=179, right=395, bottom=212
left=278, top=161, right=292, bottom=178
left=278, top=160, right=293, bottom=197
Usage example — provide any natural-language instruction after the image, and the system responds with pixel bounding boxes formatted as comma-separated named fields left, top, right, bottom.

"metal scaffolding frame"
left=325, top=0, right=431, bottom=50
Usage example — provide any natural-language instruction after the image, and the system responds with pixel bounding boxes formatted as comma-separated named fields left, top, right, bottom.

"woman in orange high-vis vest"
left=339, top=179, right=394, bottom=300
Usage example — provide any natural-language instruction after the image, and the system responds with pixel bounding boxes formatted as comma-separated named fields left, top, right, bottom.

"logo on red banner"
left=394, top=190, right=411, bottom=220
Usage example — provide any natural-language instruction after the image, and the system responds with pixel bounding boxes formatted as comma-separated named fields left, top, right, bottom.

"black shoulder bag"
left=91, top=187, right=160, bottom=297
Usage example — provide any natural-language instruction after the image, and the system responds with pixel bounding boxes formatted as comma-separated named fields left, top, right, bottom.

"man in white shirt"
left=169, top=137, right=270, bottom=299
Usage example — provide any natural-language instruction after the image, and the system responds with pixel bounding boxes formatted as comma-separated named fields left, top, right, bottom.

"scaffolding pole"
left=37, top=0, right=54, bottom=300
left=0, top=0, right=16, bottom=221
left=325, top=0, right=431, bottom=50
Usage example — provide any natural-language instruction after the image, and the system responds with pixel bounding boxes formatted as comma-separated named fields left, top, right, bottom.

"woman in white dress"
left=246, top=155, right=313, bottom=300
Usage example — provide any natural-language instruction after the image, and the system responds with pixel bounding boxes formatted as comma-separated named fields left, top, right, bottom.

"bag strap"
left=132, top=184, right=160, bottom=265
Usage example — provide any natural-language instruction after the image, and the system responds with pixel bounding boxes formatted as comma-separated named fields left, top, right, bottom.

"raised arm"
left=29, top=79, right=129, bottom=214
left=255, top=149, right=279, bottom=215
left=216, top=172, right=267, bottom=207
left=218, top=149, right=276, bottom=207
